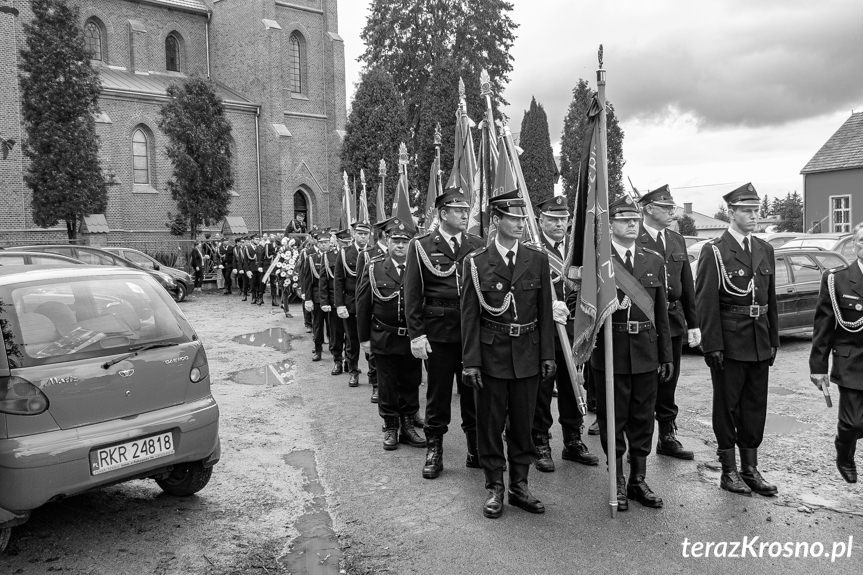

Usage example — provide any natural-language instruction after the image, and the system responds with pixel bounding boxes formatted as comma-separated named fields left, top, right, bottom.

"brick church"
left=0, top=0, right=346, bottom=243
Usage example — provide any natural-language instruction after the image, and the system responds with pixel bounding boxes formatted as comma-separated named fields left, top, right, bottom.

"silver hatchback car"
left=0, top=266, right=220, bottom=553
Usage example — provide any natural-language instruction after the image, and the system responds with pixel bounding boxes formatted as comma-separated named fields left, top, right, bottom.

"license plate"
left=90, top=432, right=175, bottom=476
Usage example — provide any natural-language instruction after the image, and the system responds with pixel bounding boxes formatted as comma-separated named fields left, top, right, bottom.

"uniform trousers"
left=534, top=344, right=584, bottom=436
left=311, top=304, right=325, bottom=353
left=250, top=270, right=262, bottom=299
left=655, top=334, right=683, bottom=423
left=475, top=374, right=540, bottom=475
left=193, top=268, right=203, bottom=289
left=424, top=341, right=476, bottom=437
left=367, top=351, right=377, bottom=385
left=237, top=272, right=247, bottom=295
left=593, top=369, right=658, bottom=459
left=222, top=268, right=232, bottom=292
left=837, top=386, right=863, bottom=442
left=343, top=314, right=360, bottom=373
left=326, top=309, right=345, bottom=361
left=376, top=353, right=421, bottom=419
left=269, top=276, right=279, bottom=302
left=710, top=358, right=769, bottom=450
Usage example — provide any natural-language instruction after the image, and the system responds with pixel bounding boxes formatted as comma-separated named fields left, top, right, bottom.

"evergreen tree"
left=760, top=195, right=770, bottom=217
left=775, top=191, right=803, bottom=232
left=559, top=79, right=625, bottom=211
left=518, top=97, right=557, bottom=204
left=340, top=67, right=409, bottom=221
left=678, top=214, right=698, bottom=236
left=714, top=205, right=731, bottom=222
left=19, top=0, right=107, bottom=241
left=158, top=77, right=234, bottom=240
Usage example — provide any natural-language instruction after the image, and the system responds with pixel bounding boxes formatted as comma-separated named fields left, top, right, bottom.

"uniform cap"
left=352, top=220, right=371, bottom=232
left=373, top=216, right=394, bottom=234
left=536, top=194, right=569, bottom=217
left=435, top=188, right=470, bottom=210
left=723, top=183, right=760, bottom=207
left=335, top=228, right=352, bottom=241
left=384, top=218, right=417, bottom=239
left=489, top=189, right=528, bottom=218
left=638, top=184, right=676, bottom=207
left=608, top=195, right=641, bottom=219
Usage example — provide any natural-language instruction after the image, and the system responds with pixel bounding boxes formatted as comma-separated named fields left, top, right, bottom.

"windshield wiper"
left=101, top=342, right=179, bottom=369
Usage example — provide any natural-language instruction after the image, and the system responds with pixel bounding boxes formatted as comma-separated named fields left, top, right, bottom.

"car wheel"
left=0, top=527, right=11, bottom=554
left=175, top=282, right=187, bottom=303
left=155, top=462, right=212, bottom=496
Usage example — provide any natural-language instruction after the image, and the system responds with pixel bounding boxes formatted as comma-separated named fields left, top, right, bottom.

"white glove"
left=687, top=328, right=702, bottom=348
left=304, top=300, right=314, bottom=312
left=337, top=306, right=349, bottom=319
left=321, top=305, right=332, bottom=313
left=360, top=340, right=371, bottom=354
left=410, top=335, right=432, bottom=360
left=232, top=269, right=238, bottom=275
left=246, top=271, right=253, bottom=278
left=195, top=267, right=200, bottom=271
left=258, top=267, right=264, bottom=273
left=810, top=374, right=829, bottom=391
left=552, top=300, right=569, bottom=325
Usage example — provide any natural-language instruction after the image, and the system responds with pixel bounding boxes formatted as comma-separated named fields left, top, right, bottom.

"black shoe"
left=626, top=456, right=663, bottom=508
left=348, top=371, right=360, bottom=387
left=411, top=412, right=424, bottom=428
left=465, top=431, right=480, bottom=469
left=739, top=448, right=778, bottom=496
left=717, top=448, right=752, bottom=495
left=656, top=421, right=694, bottom=460
left=508, top=481, right=545, bottom=514
left=257, top=299, right=264, bottom=306
left=562, top=427, right=599, bottom=466
left=616, top=473, right=629, bottom=512
left=285, top=312, right=293, bottom=318
left=312, top=351, right=322, bottom=362
left=305, top=325, right=312, bottom=333
left=552, top=386, right=558, bottom=398
left=483, top=485, right=505, bottom=519
left=422, top=435, right=443, bottom=479
left=399, top=416, right=426, bottom=448
left=370, top=385, right=378, bottom=404
left=242, top=296, right=248, bottom=301
left=533, top=433, right=555, bottom=473
left=383, top=418, right=399, bottom=451
left=835, top=437, right=858, bottom=483
left=588, top=420, right=600, bottom=436
left=331, top=361, right=343, bottom=376
left=272, top=300, right=279, bottom=306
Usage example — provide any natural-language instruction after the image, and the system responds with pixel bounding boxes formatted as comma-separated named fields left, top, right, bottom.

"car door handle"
left=786, top=287, right=795, bottom=293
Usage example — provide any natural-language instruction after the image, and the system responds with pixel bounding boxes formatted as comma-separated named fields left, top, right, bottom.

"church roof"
left=801, top=112, right=863, bottom=174
left=100, top=68, right=257, bottom=110
left=134, top=0, right=209, bottom=14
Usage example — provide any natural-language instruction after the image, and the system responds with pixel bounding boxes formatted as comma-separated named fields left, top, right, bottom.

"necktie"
left=743, top=236, right=750, bottom=255
left=554, top=241, right=563, bottom=258
left=625, top=249, right=633, bottom=273
left=656, top=232, right=665, bottom=256
left=397, top=264, right=404, bottom=277
left=450, top=236, right=460, bottom=255
left=506, top=250, right=515, bottom=272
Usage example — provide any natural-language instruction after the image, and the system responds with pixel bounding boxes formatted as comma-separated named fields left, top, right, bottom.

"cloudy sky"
left=339, top=0, right=863, bottom=215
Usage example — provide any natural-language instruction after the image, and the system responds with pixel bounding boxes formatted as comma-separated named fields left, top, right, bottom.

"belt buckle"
left=627, top=321, right=639, bottom=334
left=749, top=305, right=761, bottom=318
left=397, top=327, right=407, bottom=336
left=508, top=324, right=521, bottom=337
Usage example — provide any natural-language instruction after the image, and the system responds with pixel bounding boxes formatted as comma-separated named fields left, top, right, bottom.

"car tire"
left=155, top=462, right=212, bottom=496
left=175, top=282, right=187, bottom=303
left=0, top=527, right=11, bottom=554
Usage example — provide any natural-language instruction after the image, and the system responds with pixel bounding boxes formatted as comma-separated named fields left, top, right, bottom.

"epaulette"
left=468, top=245, right=489, bottom=257
left=642, top=247, right=662, bottom=259
left=708, top=237, right=721, bottom=245
left=522, top=242, right=544, bottom=253
left=369, top=253, right=386, bottom=263
left=666, top=228, right=683, bottom=239
left=415, top=231, right=431, bottom=240
left=828, top=263, right=848, bottom=274
left=465, top=232, right=482, bottom=241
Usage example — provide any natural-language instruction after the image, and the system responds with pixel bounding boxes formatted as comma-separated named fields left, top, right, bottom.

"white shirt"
left=392, top=258, right=406, bottom=276
left=542, top=232, right=565, bottom=259
left=727, top=226, right=752, bottom=252
left=438, top=227, right=464, bottom=253
left=495, top=237, right=519, bottom=265
left=642, top=221, right=666, bottom=244
left=611, top=240, right=635, bottom=263
left=858, top=259, right=863, bottom=275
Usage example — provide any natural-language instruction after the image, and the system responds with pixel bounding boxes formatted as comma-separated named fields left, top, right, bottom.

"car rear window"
left=814, top=253, right=847, bottom=269
left=0, top=275, right=195, bottom=368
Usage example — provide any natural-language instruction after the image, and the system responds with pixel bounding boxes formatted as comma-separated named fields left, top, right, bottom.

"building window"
left=165, top=34, right=180, bottom=72
left=294, top=190, right=308, bottom=220
left=132, top=129, right=150, bottom=184
left=289, top=32, right=305, bottom=94
left=84, top=19, right=104, bottom=61
left=831, top=195, right=851, bottom=233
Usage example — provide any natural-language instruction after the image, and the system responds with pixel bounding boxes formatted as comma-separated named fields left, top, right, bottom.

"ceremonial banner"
left=446, top=78, right=479, bottom=204
left=376, top=160, right=387, bottom=222
left=425, top=155, right=441, bottom=230
left=342, top=171, right=356, bottom=228
left=395, top=142, right=413, bottom=225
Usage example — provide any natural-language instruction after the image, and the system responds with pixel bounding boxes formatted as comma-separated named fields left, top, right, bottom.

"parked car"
left=691, top=248, right=848, bottom=338
left=0, top=251, right=83, bottom=267
left=753, top=232, right=801, bottom=248
left=0, top=265, right=220, bottom=553
left=682, top=236, right=701, bottom=249
left=778, top=233, right=855, bottom=262
left=103, top=247, right=193, bottom=302
left=12, top=245, right=181, bottom=301
left=686, top=239, right=714, bottom=262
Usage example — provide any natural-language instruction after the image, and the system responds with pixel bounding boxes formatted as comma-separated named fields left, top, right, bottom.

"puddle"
left=764, top=414, right=809, bottom=434
left=232, top=328, right=295, bottom=352
left=769, top=387, right=796, bottom=396
left=228, top=359, right=293, bottom=386
left=280, top=450, right=341, bottom=574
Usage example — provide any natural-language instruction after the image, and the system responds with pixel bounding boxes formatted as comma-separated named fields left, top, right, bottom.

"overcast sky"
left=339, top=0, right=863, bottom=215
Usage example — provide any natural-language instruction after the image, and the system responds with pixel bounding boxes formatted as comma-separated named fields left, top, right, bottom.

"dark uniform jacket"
left=539, top=234, right=574, bottom=349
left=590, top=246, right=673, bottom=375
left=637, top=226, right=697, bottom=338
left=334, top=243, right=363, bottom=313
left=809, top=262, right=863, bottom=390
left=301, top=249, right=324, bottom=304
left=696, top=231, right=779, bottom=362
left=405, top=231, right=483, bottom=343
left=232, top=244, right=246, bottom=272
left=356, top=256, right=410, bottom=356
left=318, top=250, right=339, bottom=307
left=460, top=242, right=555, bottom=380
left=218, top=244, right=233, bottom=268
left=190, top=247, right=204, bottom=270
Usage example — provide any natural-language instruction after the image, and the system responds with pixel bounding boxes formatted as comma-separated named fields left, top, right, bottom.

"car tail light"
left=0, top=376, right=49, bottom=415
left=189, top=345, right=209, bottom=383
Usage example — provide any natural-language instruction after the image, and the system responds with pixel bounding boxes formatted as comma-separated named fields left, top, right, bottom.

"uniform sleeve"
left=538, top=252, right=555, bottom=362
left=356, top=263, right=372, bottom=343
left=766, top=243, right=779, bottom=348
left=696, top=242, right=723, bottom=354
left=319, top=257, right=331, bottom=306
left=678, top=236, right=698, bottom=329
left=654, top=258, right=673, bottom=364
left=404, top=239, right=426, bottom=340
left=460, top=256, right=482, bottom=369
left=301, top=256, right=313, bottom=302
left=334, top=250, right=346, bottom=308
left=809, top=271, right=835, bottom=374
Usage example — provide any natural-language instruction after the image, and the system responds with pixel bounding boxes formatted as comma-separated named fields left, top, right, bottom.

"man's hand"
left=541, top=360, right=556, bottom=382
left=360, top=340, right=371, bottom=355
left=321, top=305, right=332, bottom=313
left=337, top=306, right=349, bottom=319
left=658, top=362, right=674, bottom=382
left=687, top=328, right=702, bottom=348
left=552, top=301, right=569, bottom=325
left=246, top=271, right=253, bottom=278
left=232, top=269, right=238, bottom=275
left=195, top=267, right=200, bottom=272
left=304, top=300, right=313, bottom=312
left=704, top=351, right=724, bottom=371
left=810, top=373, right=829, bottom=391
left=410, top=336, right=432, bottom=360
left=769, top=347, right=778, bottom=367
left=258, top=267, right=264, bottom=273
left=462, top=367, right=483, bottom=390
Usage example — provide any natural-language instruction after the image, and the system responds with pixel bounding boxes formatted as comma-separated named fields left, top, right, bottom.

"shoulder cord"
left=308, top=254, right=321, bottom=280
left=369, top=261, right=400, bottom=302
left=323, top=251, right=334, bottom=279
left=469, top=256, right=517, bottom=319
left=415, top=239, right=461, bottom=295
left=341, top=248, right=357, bottom=277
left=828, top=273, right=863, bottom=332
left=711, top=245, right=755, bottom=305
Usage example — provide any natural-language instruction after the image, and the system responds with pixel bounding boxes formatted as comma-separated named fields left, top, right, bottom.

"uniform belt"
left=373, top=317, right=408, bottom=337
left=480, top=319, right=537, bottom=337
left=425, top=298, right=460, bottom=309
left=720, top=304, right=769, bottom=318
left=611, top=321, right=653, bottom=334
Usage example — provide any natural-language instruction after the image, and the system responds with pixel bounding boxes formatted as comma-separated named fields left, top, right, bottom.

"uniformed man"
left=810, top=222, right=863, bottom=484
left=190, top=241, right=205, bottom=295
left=357, top=219, right=391, bottom=404
left=298, top=231, right=318, bottom=332
left=218, top=238, right=234, bottom=295
left=531, top=195, right=598, bottom=472
left=461, top=189, right=556, bottom=519
left=319, top=230, right=347, bottom=376
left=248, top=234, right=264, bottom=305
left=637, top=185, right=700, bottom=460
left=232, top=237, right=245, bottom=298
left=696, top=183, right=779, bottom=497
left=357, top=218, right=426, bottom=451
left=592, top=195, right=673, bottom=511
left=302, top=229, right=328, bottom=362
left=335, top=222, right=370, bottom=387
left=262, top=235, right=278, bottom=306
left=404, top=189, right=483, bottom=479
